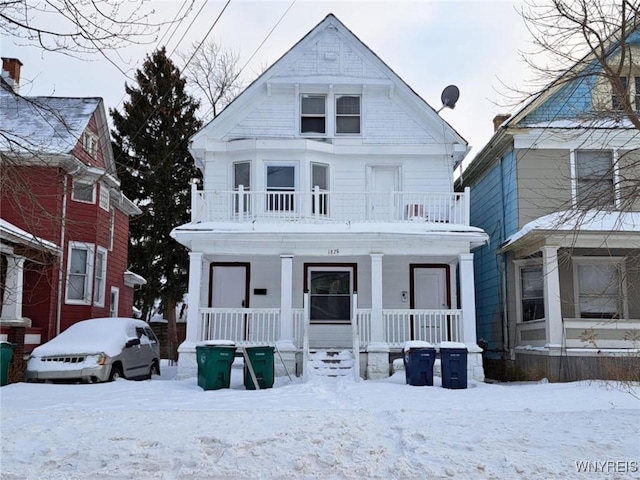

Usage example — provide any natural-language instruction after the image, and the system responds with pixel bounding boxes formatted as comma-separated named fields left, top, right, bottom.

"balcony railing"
left=191, top=184, right=470, bottom=225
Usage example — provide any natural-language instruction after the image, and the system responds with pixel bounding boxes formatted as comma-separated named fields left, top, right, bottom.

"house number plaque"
left=328, top=248, right=340, bottom=255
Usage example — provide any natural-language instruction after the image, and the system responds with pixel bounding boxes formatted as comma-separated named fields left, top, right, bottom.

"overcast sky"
left=1, top=0, right=535, bottom=164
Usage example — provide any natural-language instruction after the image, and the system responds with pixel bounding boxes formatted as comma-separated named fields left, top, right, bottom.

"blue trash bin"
left=403, top=342, right=436, bottom=386
left=440, top=343, right=468, bottom=389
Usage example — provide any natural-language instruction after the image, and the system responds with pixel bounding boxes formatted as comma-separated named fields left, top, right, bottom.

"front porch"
left=176, top=251, right=484, bottom=382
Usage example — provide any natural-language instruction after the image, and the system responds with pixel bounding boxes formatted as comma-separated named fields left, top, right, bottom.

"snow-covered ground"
left=1, top=361, right=638, bottom=480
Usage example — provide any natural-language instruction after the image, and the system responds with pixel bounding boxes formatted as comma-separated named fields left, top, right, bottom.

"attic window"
left=82, top=131, right=98, bottom=157
left=335, top=95, right=360, bottom=134
left=301, top=95, right=326, bottom=134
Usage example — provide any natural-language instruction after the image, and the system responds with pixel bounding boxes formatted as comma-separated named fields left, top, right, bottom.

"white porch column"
left=279, top=254, right=294, bottom=341
left=1, top=254, right=25, bottom=320
left=459, top=252, right=484, bottom=382
left=277, top=254, right=297, bottom=377
left=367, top=253, right=389, bottom=380
left=542, top=246, right=563, bottom=351
left=370, top=253, right=384, bottom=342
left=459, top=253, right=478, bottom=347
left=185, top=252, right=204, bottom=343
left=178, top=251, right=204, bottom=379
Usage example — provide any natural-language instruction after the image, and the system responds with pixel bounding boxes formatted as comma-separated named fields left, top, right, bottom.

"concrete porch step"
left=308, top=349, right=355, bottom=377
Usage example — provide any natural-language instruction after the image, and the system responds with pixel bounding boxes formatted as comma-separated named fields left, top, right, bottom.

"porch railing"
left=382, top=309, right=463, bottom=348
left=191, top=185, right=470, bottom=225
left=199, top=308, right=281, bottom=345
left=198, top=307, right=462, bottom=348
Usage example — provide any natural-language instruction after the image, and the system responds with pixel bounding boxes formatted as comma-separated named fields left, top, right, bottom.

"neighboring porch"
left=502, top=217, right=640, bottom=381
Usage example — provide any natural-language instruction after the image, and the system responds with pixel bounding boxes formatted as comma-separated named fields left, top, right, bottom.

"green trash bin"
left=196, top=343, right=237, bottom=391
left=243, top=346, right=275, bottom=390
left=1, top=342, right=15, bottom=386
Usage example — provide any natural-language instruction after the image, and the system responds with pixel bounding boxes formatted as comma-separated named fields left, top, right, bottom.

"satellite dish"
left=438, top=85, right=460, bottom=113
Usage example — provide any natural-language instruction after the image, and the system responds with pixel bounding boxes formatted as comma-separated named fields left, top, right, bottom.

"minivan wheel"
left=151, top=360, right=160, bottom=377
left=109, top=364, right=123, bottom=382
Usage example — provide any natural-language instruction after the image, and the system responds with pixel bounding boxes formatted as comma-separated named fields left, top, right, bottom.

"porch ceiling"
left=501, top=229, right=640, bottom=257
left=172, top=224, right=487, bottom=256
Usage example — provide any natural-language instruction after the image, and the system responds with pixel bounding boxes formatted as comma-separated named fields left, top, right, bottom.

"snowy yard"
left=1, top=362, right=638, bottom=480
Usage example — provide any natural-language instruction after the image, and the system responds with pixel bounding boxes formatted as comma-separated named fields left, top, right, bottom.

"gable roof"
left=0, top=85, right=99, bottom=155
left=190, top=14, right=467, bottom=156
left=462, top=16, right=640, bottom=181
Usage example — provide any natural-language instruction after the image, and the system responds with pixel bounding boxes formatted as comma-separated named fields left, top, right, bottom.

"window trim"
left=65, top=242, right=95, bottom=305
left=572, top=256, right=627, bottom=320
left=514, top=259, right=546, bottom=324
left=71, top=180, right=96, bottom=204
left=108, top=207, right=115, bottom=251
left=93, top=246, right=108, bottom=307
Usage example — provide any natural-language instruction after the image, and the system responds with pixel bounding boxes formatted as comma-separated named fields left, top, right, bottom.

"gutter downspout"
left=55, top=173, right=69, bottom=336
left=499, top=154, right=509, bottom=359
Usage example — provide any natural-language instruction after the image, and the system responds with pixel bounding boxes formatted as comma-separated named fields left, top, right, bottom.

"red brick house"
left=0, top=58, right=145, bottom=355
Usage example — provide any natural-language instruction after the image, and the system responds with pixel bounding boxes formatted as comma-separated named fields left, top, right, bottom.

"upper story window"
left=108, top=207, right=115, bottom=250
left=335, top=95, right=361, bottom=134
left=574, top=150, right=614, bottom=208
left=82, top=131, right=98, bottom=158
left=72, top=180, right=96, bottom=204
left=612, top=76, right=628, bottom=110
left=266, top=164, right=295, bottom=211
left=301, top=95, right=326, bottom=134
left=234, top=161, right=251, bottom=214
left=99, top=184, right=110, bottom=211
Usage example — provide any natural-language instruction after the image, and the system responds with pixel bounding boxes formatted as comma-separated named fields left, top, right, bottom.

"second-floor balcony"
left=191, top=184, right=470, bottom=225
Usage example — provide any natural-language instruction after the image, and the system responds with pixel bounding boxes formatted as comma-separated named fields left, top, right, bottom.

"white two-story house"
left=171, top=14, right=488, bottom=381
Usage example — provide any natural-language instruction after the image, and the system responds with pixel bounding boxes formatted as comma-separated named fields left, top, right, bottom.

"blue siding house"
left=461, top=25, right=640, bottom=381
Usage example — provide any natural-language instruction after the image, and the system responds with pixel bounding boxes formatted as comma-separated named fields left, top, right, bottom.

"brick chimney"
left=2, top=58, right=23, bottom=93
left=492, top=114, right=511, bottom=132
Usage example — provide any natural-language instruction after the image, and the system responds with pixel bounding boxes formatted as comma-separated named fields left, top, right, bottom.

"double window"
left=574, top=150, right=615, bottom=208
left=82, top=131, right=98, bottom=158
left=65, top=242, right=107, bottom=306
left=300, top=94, right=361, bottom=136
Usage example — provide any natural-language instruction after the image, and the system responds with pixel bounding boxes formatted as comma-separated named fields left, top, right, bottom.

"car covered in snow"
left=26, top=318, right=161, bottom=383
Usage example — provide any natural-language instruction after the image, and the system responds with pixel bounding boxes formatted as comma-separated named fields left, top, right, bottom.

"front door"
left=307, top=266, right=354, bottom=348
left=411, top=265, right=450, bottom=341
left=209, top=263, right=250, bottom=341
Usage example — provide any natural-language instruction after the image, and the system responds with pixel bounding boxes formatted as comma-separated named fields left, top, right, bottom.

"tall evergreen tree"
left=111, top=47, right=202, bottom=359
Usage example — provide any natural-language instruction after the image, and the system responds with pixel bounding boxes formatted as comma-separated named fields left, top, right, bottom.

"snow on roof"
left=0, top=85, right=99, bottom=155
left=502, top=210, right=640, bottom=248
left=124, top=270, right=147, bottom=287
left=31, top=317, right=149, bottom=357
left=174, top=221, right=487, bottom=236
left=522, top=118, right=637, bottom=129
left=0, top=218, right=59, bottom=252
